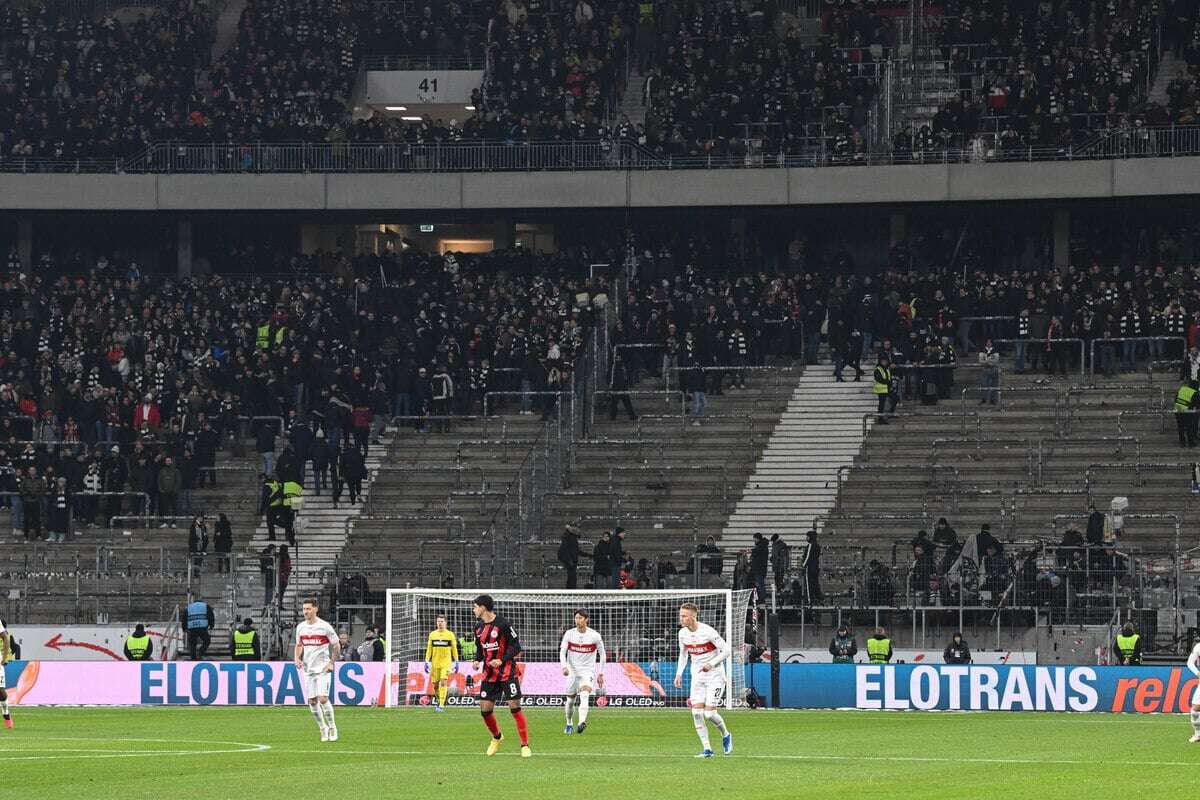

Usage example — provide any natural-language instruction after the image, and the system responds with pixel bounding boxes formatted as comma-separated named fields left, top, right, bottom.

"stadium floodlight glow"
left=384, top=105, right=408, bottom=111
left=401, top=116, right=423, bottom=121
left=384, top=588, right=752, bottom=710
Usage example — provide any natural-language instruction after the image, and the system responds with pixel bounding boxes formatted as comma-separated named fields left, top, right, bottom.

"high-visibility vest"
left=873, top=367, right=892, bottom=395
left=1, top=630, right=10, bottom=662
left=186, top=601, right=209, bottom=630
left=866, top=637, right=891, bottom=663
left=638, top=1, right=653, bottom=22
left=1115, top=633, right=1140, bottom=664
left=268, top=481, right=284, bottom=507
left=233, top=629, right=258, bottom=659
left=282, top=481, right=303, bottom=507
left=125, top=634, right=151, bottom=660
left=1176, top=385, right=1196, bottom=411
left=460, top=638, right=477, bottom=659
left=256, top=324, right=271, bottom=349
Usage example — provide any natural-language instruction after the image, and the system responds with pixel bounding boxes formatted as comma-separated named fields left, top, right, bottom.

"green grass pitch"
left=2, top=706, right=1196, bottom=799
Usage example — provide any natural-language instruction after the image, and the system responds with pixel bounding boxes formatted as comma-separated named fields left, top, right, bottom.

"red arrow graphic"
left=44, top=633, right=123, bottom=661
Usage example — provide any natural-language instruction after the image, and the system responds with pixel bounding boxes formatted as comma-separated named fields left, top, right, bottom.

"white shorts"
left=1192, top=684, right=1200, bottom=707
left=689, top=671, right=728, bottom=708
left=304, top=671, right=332, bottom=700
left=565, top=670, right=595, bottom=695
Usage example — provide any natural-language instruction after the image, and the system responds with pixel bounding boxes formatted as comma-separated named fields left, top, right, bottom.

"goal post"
left=384, top=588, right=753, bottom=710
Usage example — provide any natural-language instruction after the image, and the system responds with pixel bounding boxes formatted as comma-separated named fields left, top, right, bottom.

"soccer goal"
left=384, top=588, right=753, bottom=710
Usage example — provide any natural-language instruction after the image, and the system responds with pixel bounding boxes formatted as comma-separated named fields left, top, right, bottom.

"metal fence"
left=14, top=123, right=1200, bottom=175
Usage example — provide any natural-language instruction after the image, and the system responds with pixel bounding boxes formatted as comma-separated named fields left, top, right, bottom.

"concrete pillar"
left=889, top=212, right=907, bottom=248
left=177, top=219, right=193, bottom=278
left=16, top=216, right=32, bottom=270
left=1053, top=209, right=1070, bottom=270
left=492, top=219, right=514, bottom=251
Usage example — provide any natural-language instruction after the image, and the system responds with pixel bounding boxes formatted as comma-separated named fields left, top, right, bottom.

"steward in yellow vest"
left=866, top=628, right=892, bottom=664
left=124, top=623, right=153, bottom=660
left=232, top=618, right=261, bottom=660
left=1114, top=623, right=1141, bottom=665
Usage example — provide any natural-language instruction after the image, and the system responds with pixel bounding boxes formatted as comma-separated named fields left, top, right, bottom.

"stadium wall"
left=3, top=661, right=1194, bottom=712
left=5, top=157, right=1200, bottom=211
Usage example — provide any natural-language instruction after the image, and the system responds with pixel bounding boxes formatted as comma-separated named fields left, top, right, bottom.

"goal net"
left=384, top=589, right=753, bottom=710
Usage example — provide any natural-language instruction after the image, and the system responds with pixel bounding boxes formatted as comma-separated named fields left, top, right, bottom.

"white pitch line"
left=0, top=737, right=271, bottom=762
left=271, top=748, right=1200, bottom=768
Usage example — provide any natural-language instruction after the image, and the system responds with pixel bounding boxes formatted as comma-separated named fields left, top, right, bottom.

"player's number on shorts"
left=508, top=682, right=519, bottom=696
left=712, top=685, right=726, bottom=705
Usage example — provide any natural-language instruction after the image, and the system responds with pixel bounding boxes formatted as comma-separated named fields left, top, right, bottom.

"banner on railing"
left=746, top=664, right=1199, bottom=712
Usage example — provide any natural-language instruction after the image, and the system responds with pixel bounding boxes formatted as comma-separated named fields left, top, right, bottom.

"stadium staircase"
left=230, top=434, right=394, bottom=631
left=721, top=361, right=876, bottom=550
left=532, top=370, right=797, bottom=585
left=324, top=413, right=547, bottom=593
left=1149, top=53, right=1186, bottom=107
left=619, top=67, right=649, bottom=127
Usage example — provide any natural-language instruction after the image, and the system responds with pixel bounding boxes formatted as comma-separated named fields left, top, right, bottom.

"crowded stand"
left=0, top=243, right=623, bottom=541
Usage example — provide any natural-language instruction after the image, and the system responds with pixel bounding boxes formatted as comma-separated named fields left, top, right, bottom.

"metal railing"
left=13, top=124, right=1194, bottom=176
left=360, top=54, right=486, bottom=70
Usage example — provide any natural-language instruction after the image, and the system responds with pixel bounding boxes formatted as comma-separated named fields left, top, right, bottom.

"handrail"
left=991, top=338, right=1086, bottom=378
left=860, top=410, right=981, bottom=438
left=1089, top=337, right=1186, bottom=379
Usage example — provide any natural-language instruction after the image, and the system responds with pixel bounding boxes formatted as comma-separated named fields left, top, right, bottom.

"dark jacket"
left=592, top=537, right=618, bottom=576
left=255, top=425, right=276, bottom=455
left=214, top=517, right=233, bottom=555
left=750, top=539, right=769, bottom=576
left=829, top=632, right=857, bottom=664
left=944, top=636, right=972, bottom=664
left=341, top=447, right=365, bottom=480
left=557, top=529, right=580, bottom=567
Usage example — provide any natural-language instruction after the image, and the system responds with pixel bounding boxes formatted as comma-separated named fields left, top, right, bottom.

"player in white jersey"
left=1186, top=641, right=1200, bottom=742
left=674, top=602, right=732, bottom=758
left=294, top=597, right=342, bottom=742
left=559, top=609, right=606, bottom=735
left=0, top=616, right=12, bottom=729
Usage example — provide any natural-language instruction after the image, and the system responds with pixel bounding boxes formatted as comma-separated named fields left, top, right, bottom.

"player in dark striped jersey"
left=472, top=594, right=531, bottom=757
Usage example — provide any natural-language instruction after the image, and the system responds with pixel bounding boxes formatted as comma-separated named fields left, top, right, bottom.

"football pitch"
left=2, top=706, right=1196, bottom=799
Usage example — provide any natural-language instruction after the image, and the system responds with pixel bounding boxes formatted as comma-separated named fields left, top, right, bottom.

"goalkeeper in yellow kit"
left=425, top=614, right=459, bottom=712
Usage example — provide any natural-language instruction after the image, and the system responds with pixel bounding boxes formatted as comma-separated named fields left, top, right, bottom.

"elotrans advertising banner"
left=747, top=664, right=1200, bottom=713
left=6, top=660, right=1197, bottom=712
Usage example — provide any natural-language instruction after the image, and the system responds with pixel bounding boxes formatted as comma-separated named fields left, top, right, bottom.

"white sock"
left=564, top=696, right=575, bottom=724
left=705, top=710, right=728, bottom=736
left=320, top=700, right=336, bottom=729
left=692, top=710, right=711, bottom=750
left=0, top=699, right=8, bottom=717
left=578, top=691, right=590, bottom=724
left=309, top=703, right=327, bottom=730
left=1191, top=710, right=1200, bottom=733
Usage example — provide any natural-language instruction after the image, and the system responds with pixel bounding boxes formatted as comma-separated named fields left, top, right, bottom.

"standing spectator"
left=214, top=513, right=233, bottom=575
left=260, top=544, right=277, bottom=607
left=157, top=457, right=182, bottom=527
left=196, top=420, right=219, bottom=487
left=351, top=403, right=372, bottom=454
left=341, top=445, right=365, bottom=505
left=978, top=339, right=1000, bottom=405
left=256, top=422, right=277, bottom=478
left=185, top=596, right=215, bottom=661
left=693, top=536, right=723, bottom=576
left=591, top=530, right=617, bottom=589
left=311, top=433, right=331, bottom=495
left=829, top=624, right=857, bottom=664
left=46, top=477, right=70, bottom=543
left=276, top=443, right=300, bottom=485
left=770, top=534, right=790, bottom=594
left=430, top=365, right=454, bottom=433
left=103, top=445, right=128, bottom=526
left=750, top=533, right=769, bottom=601
left=277, top=544, right=292, bottom=608
left=1114, top=622, right=1142, bottom=665
left=330, top=444, right=345, bottom=509
left=801, top=530, right=822, bottom=603
left=558, top=524, right=581, bottom=589
left=188, top=515, right=209, bottom=574
left=943, top=632, right=972, bottom=664
left=19, top=467, right=45, bottom=541
left=608, top=354, right=638, bottom=421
